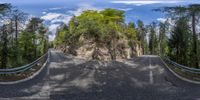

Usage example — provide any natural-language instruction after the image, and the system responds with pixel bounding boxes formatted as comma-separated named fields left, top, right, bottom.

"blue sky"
left=1, top=0, right=200, bottom=40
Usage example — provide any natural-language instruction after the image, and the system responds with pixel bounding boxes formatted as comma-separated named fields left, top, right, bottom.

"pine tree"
left=168, top=17, right=192, bottom=66
left=158, top=4, right=200, bottom=67
left=148, top=22, right=158, bottom=55
left=137, top=20, right=147, bottom=54
left=158, top=22, right=169, bottom=56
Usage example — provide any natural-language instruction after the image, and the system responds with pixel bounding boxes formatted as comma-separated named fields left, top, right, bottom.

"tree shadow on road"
left=48, top=56, right=200, bottom=100
left=0, top=61, right=50, bottom=98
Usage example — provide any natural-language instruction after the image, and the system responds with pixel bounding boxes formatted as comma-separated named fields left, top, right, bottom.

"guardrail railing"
left=0, top=51, right=49, bottom=75
left=163, top=57, right=200, bottom=74
left=162, top=56, right=200, bottom=81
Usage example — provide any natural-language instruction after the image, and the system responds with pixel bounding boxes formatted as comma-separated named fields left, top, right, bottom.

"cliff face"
left=55, top=42, right=143, bottom=61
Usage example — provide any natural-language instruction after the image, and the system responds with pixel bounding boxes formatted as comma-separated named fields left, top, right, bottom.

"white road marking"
left=149, top=57, right=154, bottom=84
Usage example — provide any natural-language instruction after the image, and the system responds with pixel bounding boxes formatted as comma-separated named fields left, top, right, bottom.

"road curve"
left=0, top=49, right=200, bottom=100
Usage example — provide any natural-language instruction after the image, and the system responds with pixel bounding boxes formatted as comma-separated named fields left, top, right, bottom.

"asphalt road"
left=0, top=49, right=200, bottom=100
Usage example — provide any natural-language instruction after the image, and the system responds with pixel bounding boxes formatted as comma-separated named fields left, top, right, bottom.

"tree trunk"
left=1, top=25, right=8, bottom=68
left=10, top=19, right=14, bottom=46
left=107, top=42, right=115, bottom=60
left=112, top=36, right=117, bottom=60
left=191, top=13, right=199, bottom=68
left=92, top=44, right=100, bottom=60
left=141, top=43, right=145, bottom=55
left=130, top=46, right=135, bottom=58
left=14, top=17, right=19, bottom=65
left=15, top=17, right=18, bottom=47
left=68, top=44, right=77, bottom=56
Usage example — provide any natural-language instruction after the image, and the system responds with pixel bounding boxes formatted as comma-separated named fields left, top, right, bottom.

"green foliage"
left=158, top=22, right=169, bottom=56
left=54, top=9, right=139, bottom=60
left=0, top=25, right=9, bottom=68
left=54, top=26, right=67, bottom=45
left=149, top=22, right=158, bottom=55
left=168, top=17, right=192, bottom=66
left=100, top=8, right=124, bottom=23
left=0, top=4, right=49, bottom=68
left=136, top=20, right=148, bottom=54
left=159, top=4, right=200, bottom=68
left=19, top=31, right=35, bottom=62
left=77, top=10, right=103, bottom=43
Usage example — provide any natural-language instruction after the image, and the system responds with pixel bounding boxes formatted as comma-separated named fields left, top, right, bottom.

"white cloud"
left=50, top=16, right=72, bottom=24
left=49, top=7, right=63, bottom=10
left=41, top=13, right=62, bottom=20
left=111, top=0, right=183, bottom=6
left=118, top=8, right=133, bottom=11
left=42, top=4, right=101, bottom=41
left=68, top=4, right=102, bottom=16
left=157, top=18, right=167, bottom=23
left=48, top=24, right=60, bottom=41
left=42, top=12, right=47, bottom=14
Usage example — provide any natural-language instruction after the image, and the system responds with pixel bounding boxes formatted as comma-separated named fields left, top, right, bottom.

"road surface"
left=0, top=49, right=200, bottom=100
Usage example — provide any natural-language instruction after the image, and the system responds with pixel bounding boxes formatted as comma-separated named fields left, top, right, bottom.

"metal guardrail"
left=0, top=51, right=49, bottom=74
left=163, top=57, right=200, bottom=74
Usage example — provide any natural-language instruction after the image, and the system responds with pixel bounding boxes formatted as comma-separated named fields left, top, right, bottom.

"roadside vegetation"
left=54, top=9, right=148, bottom=60
left=0, top=4, right=49, bottom=68
left=0, top=3, right=199, bottom=69
left=54, top=5, right=200, bottom=68
left=157, top=4, right=200, bottom=68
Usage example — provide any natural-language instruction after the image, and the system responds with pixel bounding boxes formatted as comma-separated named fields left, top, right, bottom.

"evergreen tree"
left=158, top=21, right=169, bottom=56
left=136, top=20, right=147, bottom=54
left=125, top=22, right=137, bottom=57
left=26, top=17, right=43, bottom=58
left=158, top=4, right=200, bottom=67
left=148, top=22, right=158, bottom=55
left=0, top=25, right=9, bottom=68
left=168, top=17, right=192, bottom=66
